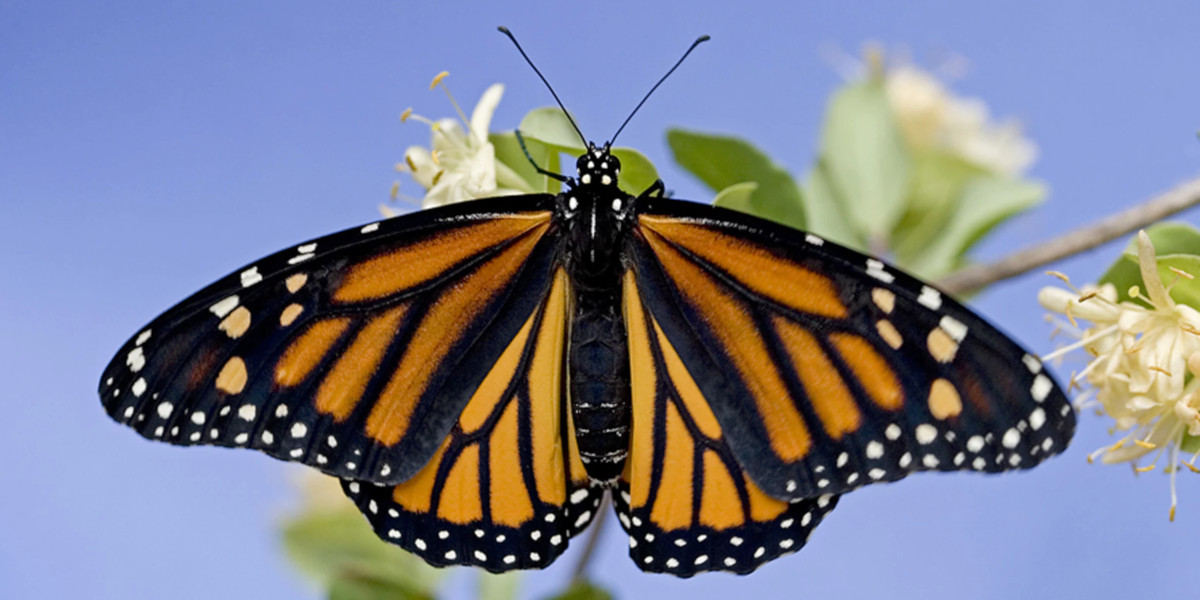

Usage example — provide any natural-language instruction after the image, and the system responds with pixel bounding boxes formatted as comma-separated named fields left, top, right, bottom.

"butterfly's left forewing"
left=342, top=268, right=602, bottom=572
left=629, top=198, right=1075, bottom=502
left=99, top=195, right=566, bottom=486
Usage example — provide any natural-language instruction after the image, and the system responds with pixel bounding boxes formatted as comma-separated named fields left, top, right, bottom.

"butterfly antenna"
left=610, top=34, right=710, bottom=145
left=498, top=26, right=588, bottom=148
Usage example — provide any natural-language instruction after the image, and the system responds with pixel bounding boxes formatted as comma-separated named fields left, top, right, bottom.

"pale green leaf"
left=819, top=80, right=911, bottom=238
left=803, top=161, right=864, bottom=251
left=479, top=572, right=522, bottom=600
left=282, top=507, right=444, bottom=594
left=903, top=176, right=1044, bottom=280
left=543, top=580, right=614, bottom=600
left=712, top=181, right=758, bottom=214
left=1099, top=222, right=1200, bottom=303
left=328, top=574, right=431, bottom=600
left=519, top=107, right=586, bottom=152
left=666, top=128, right=805, bottom=230
left=490, top=132, right=560, bottom=194
left=892, top=150, right=989, bottom=264
left=609, top=147, right=659, bottom=196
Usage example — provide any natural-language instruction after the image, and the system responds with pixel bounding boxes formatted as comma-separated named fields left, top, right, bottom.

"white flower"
left=392, top=73, right=530, bottom=211
left=1040, top=231, right=1200, bottom=520
left=885, top=63, right=1037, bottom=176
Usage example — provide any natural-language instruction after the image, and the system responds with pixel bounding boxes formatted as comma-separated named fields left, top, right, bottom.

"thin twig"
left=937, top=175, right=1200, bottom=295
left=569, top=491, right=609, bottom=584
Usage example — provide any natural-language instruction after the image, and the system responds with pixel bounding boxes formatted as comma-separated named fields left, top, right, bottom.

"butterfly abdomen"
left=569, top=292, right=631, bottom=484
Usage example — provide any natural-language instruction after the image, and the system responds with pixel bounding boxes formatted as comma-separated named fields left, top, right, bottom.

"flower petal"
left=470, top=83, right=505, bottom=144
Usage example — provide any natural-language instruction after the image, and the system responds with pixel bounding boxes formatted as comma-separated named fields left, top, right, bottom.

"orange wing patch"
left=641, top=228, right=812, bottom=462
left=274, top=317, right=351, bottom=387
left=367, top=229, right=551, bottom=446
left=343, top=268, right=602, bottom=573
left=334, top=213, right=551, bottom=303
left=640, top=216, right=846, bottom=319
left=772, top=316, right=862, bottom=440
left=316, top=304, right=410, bottom=421
left=619, top=270, right=838, bottom=575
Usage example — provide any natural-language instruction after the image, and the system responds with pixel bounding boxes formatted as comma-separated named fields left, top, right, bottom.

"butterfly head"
left=575, top=142, right=621, bottom=187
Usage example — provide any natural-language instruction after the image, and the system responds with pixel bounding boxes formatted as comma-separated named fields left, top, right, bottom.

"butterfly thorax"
left=559, top=145, right=636, bottom=484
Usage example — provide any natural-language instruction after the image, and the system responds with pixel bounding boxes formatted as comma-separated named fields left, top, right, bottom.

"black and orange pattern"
left=100, top=142, right=1074, bottom=576
left=629, top=199, right=1074, bottom=504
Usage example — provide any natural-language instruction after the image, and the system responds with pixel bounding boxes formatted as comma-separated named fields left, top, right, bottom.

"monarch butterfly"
left=99, top=30, right=1075, bottom=577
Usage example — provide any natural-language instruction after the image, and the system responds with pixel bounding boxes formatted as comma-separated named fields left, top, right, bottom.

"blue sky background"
left=4, top=1, right=1199, bottom=598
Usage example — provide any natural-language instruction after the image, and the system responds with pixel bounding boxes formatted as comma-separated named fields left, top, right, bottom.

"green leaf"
left=519, top=107, right=586, bottom=152
left=479, top=572, right=522, bottom=600
left=802, top=162, right=864, bottom=251
left=1099, top=222, right=1200, bottom=303
left=543, top=580, right=614, bottom=600
left=712, top=181, right=758, bottom=214
left=518, top=108, right=658, bottom=195
left=608, top=147, right=659, bottom=196
left=666, top=128, right=806, bottom=230
left=282, top=507, right=444, bottom=595
left=328, top=574, right=432, bottom=600
left=490, top=131, right=560, bottom=194
left=818, top=80, right=911, bottom=238
left=902, top=176, right=1044, bottom=280
left=892, top=150, right=989, bottom=265
left=1182, top=432, right=1200, bottom=454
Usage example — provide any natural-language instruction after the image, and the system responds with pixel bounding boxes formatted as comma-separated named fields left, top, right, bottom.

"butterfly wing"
left=341, top=268, right=602, bottom=572
left=615, top=271, right=838, bottom=576
left=99, top=194, right=565, bottom=486
left=628, top=197, right=1076, bottom=502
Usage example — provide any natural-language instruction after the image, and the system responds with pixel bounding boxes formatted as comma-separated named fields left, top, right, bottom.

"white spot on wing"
left=939, top=316, right=968, bottom=342
left=1002, top=428, right=1021, bottom=449
left=135, top=329, right=152, bottom=345
left=915, top=424, right=937, bottom=444
left=127, top=347, right=146, bottom=372
left=885, top=423, right=901, bottom=440
left=917, top=286, right=942, bottom=310
left=240, top=267, right=263, bottom=287
left=1031, top=374, right=1053, bottom=402
left=1030, top=407, right=1046, bottom=431
left=209, top=295, right=240, bottom=318
left=360, top=222, right=380, bottom=234
left=866, top=259, right=894, bottom=283
left=1023, top=353, right=1043, bottom=373
left=805, top=233, right=825, bottom=246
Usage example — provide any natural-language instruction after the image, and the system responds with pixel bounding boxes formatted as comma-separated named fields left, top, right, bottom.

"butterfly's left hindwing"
left=629, top=198, right=1076, bottom=502
left=615, top=271, right=838, bottom=576
left=99, top=195, right=565, bottom=486
left=342, top=269, right=602, bottom=572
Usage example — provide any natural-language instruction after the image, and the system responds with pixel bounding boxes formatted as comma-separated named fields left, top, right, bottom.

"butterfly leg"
left=638, top=179, right=667, bottom=199
left=514, top=129, right=571, bottom=184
